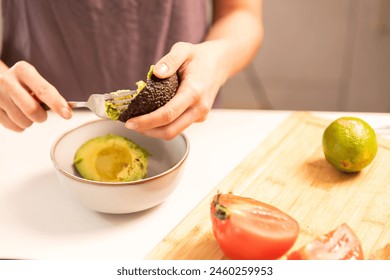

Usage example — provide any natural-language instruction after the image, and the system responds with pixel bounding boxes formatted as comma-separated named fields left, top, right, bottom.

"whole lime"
left=322, top=117, right=378, bottom=172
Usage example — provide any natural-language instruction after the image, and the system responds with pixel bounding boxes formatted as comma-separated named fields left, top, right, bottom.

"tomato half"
left=369, top=243, right=390, bottom=260
left=210, top=193, right=300, bottom=260
left=287, top=223, right=364, bottom=260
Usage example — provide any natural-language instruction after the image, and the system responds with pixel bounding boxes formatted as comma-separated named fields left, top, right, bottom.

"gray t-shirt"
left=1, top=0, right=208, bottom=100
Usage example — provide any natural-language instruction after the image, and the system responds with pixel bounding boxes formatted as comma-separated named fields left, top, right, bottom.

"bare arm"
left=205, top=0, right=263, bottom=80
left=125, top=0, right=263, bottom=139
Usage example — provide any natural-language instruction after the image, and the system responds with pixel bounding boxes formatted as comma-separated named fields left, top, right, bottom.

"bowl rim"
left=50, top=118, right=190, bottom=187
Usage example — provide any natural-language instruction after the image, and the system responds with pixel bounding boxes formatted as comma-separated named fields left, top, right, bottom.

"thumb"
left=153, top=42, right=194, bottom=78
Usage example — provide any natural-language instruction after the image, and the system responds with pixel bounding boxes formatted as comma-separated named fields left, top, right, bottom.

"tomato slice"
left=369, top=243, right=390, bottom=260
left=287, top=223, right=364, bottom=260
left=210, top=193, right=300, bottom=260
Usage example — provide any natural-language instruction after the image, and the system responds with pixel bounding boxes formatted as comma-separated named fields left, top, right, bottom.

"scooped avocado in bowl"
left=74, top=134, right=150, bottom=182
left=51, top=119, right=189, bottom=214
left=105, top=65, right=179, bottom=122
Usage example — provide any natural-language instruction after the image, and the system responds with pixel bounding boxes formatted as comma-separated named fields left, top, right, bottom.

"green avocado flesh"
left=105, top=100, right=121, bottom=120
left=104, top=66, right=153, bottom=120
left=104, top=89, right=139, bottom=121
left=104, top=65, right=179, bottom=122
left=73, top=134, right=150, bottom=182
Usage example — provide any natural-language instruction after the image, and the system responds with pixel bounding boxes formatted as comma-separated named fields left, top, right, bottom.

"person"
left=0, top=0, right=263, bottom=139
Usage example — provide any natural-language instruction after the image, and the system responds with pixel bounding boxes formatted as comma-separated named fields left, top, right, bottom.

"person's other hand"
left=0, top=61, right=72, bottom=132
left=124, top=41, right=229, bottom=140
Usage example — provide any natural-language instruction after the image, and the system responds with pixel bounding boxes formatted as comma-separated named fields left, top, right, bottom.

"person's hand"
left=0, top=61, right=72, bottom=132
left=124, top=41, right=229, bottom=140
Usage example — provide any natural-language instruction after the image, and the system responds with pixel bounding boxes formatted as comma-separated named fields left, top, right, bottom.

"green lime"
left=322, top=116, right=378, bottom=172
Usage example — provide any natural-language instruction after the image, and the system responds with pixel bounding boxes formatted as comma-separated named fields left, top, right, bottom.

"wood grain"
left=147, top=112, right=390, bottom=259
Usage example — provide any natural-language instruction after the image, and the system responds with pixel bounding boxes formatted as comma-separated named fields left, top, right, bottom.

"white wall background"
left=220, top=0, right=390, bottom=112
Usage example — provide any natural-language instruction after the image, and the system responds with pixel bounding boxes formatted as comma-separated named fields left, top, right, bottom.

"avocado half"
left=73, top=134, right=150, bottom=182
left=105, top=65, right=179, bottom=122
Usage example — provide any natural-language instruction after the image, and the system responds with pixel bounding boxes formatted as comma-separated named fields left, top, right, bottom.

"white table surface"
left=1, top=109, right=389, bottom=260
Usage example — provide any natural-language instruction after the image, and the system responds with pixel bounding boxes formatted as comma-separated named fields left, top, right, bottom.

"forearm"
left=205, top=0, right=263, bottom=82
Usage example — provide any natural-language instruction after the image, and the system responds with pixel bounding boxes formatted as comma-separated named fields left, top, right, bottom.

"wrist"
left=198, top=39, right=233, bottom=84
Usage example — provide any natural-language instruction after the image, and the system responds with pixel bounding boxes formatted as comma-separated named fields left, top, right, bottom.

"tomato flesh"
left=210, top=193, right=300, bottom=260
left=287, top=223, right=364, bottom=260
left=369, top=244, right=390, bottom=260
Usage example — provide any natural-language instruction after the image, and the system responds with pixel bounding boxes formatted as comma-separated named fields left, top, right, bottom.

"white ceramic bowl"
left=50, top=119, right=189, bottom=214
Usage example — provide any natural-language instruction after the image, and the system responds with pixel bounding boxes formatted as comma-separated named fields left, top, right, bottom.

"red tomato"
left=210, top=193, right=300, bottom=260
left=287, top=223, right=364, bottom=260
left=369, top=243, right=390, bottom=260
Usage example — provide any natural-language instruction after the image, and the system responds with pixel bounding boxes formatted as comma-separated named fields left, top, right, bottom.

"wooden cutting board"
left=147, top=112, right=390, bottom=259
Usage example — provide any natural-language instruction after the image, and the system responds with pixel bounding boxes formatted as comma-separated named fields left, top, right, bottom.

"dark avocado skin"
left=118, top=72, right=179, bottom=122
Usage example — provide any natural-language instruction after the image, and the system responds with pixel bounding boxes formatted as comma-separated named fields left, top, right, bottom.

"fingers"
left=0, top=108, right=27, bottom=132
left=0, top=61, right=72, bottom=132
left=136, top=106, right=209, bottom=140
left=125, top=89, right=190, bottom=131
left=4, top=81, right=48, bottom=123
left=153, top=42, right=194, bottom=78
left=125, top=79, right=211, bottom=140
left=12, top=61, right=72, bottom=119
left=125, top=42, right=220, bottom=139
left=0, top=74, right=38, bottom=130
left=125, top=78, right=204, bottom=129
